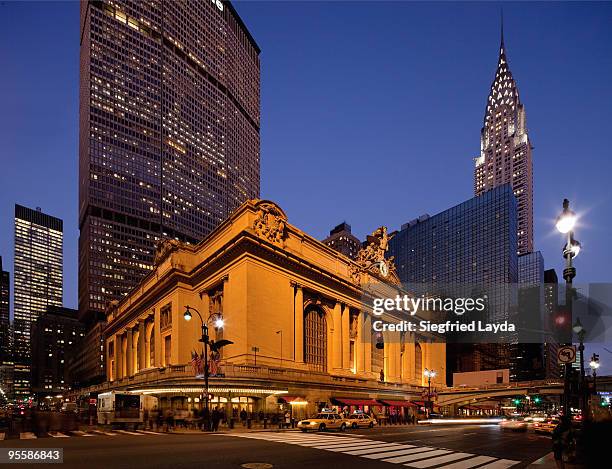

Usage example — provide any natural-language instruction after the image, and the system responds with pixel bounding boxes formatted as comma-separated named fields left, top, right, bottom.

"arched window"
left=304, top=307, right=327, bottom=371
left=415, top=342, right=422, bottom=382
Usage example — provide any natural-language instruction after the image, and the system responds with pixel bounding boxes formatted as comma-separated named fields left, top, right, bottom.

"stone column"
left=154, top=308, right=162, bottom=368
left=293, top=284, right=304, bottom=363
left=364, top=313, right=372, bottom=373
left=120, top=334, right=127, bottom=378
left=342, top=304, right=350, bottom=370
left=112, top=336, right=119, bottom=381
left=356, top=311, right=365, bottom=373
left=138, top=320, right=146, bottom=373
left=332, top=301, right=342, bottom=370
left=126, top=328, right=133, bottom=376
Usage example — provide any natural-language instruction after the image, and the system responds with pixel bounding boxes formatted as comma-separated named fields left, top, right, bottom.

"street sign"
left=557, top=345, right=576, bottom=364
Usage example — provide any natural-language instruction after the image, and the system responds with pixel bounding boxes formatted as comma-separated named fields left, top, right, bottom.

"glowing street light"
left=556, top=199, right=577, bottom=234
left=183, top=305, right=226, bottom=421
left=424, top=368, right=436, bottom=418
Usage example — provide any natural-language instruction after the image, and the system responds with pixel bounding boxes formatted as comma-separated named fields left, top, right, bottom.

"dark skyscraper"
left=13, top=205, right=63, bottom=397
left=323, top=222, right=361, bottom=260
left=389, top=184, right=519, bottom=380
left=474, top=27, right=534, bottom=255
left=78, top=0, right=261, bottom=323
left=31, top=306, right=84, bottom=394
left=0, top=256, right=10, bottom=361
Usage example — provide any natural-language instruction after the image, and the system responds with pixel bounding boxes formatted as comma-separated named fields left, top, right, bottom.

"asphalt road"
left=0, top=425, right=551, bottom=469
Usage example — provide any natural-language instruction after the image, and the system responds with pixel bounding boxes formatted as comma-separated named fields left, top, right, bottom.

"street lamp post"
left=556, top=198, right=580, bottom=418
left=573, top=318, right=587, bottom=419
left=276, top=330, right=283, bottom=368
left=424, top=368, right=436, bottom=418
left=589, top=353, right=600, bottom=396
left=183, top=305, right=224, bottom=418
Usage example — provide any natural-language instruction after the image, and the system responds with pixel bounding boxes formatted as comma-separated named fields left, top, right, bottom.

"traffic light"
left=513, top=398, right=521, bottom=405
left=534, top=396, right=541, bottom=404
left=552, top=308, right=572, bottom=342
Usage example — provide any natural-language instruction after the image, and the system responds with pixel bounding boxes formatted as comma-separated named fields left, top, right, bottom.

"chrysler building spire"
left=474, top=24, right=534, bottom=255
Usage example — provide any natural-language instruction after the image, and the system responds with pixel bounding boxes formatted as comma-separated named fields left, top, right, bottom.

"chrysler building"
left=474, top=26, right=534, bottom=255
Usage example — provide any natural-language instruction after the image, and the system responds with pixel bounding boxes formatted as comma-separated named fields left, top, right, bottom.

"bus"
left=97, top=391, right=157, bottom=427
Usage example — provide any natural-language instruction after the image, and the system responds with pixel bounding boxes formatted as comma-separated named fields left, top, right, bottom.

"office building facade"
left=543, top=269, right=560, bottom=379
left=78, top=0, right=261, bottom=323
left=0, top=257, right=13, bottom=402
left=31, top=306, right=84, bottom=394
left=0, top=257, right=10, bottom=361
left=13, top=205, right=63, bottom=398
left=322, top=222, right=361, bottom=260
left=473, top=29, right=534, bottom=255
left=389, top=184, right=519, bottom=381
left=515, top=251, right=546, bottom=381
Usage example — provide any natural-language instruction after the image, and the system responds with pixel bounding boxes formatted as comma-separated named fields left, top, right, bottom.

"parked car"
left=499, top=416, right=528, bottom=432
left=347, top=412, right=377, bottom=429
left=297, top=412, right=348, bottom=432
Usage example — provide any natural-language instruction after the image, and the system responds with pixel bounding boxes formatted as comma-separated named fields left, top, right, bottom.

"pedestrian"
left=211, top=408, right=221, bottom=432
left=284, top=411, right=291, bottom=429
left=202, top=407, right=210, bottom=431
left=240, top=408, right=247, bottom=427
left=552, top=416, right=574, bottom=469
left=165, top=408, right=174, bottom=432
left=258, top=410, right=264, bottom=422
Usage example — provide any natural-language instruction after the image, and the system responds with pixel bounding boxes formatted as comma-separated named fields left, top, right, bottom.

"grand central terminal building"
left=91, top=199, right=446, bottom=420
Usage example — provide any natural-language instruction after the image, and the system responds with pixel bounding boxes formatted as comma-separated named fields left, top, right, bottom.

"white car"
left=499, top=417, right=528, bottom=432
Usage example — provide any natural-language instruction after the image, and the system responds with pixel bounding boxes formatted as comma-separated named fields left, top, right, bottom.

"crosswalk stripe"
left=408, top=452, right=475, bottom=468
left=138, top=430, right=163, bottom=435
left=70, top=431, right=96, bottom=437
left=261, top=435, right=348, bottom=442
left=364, top=446, right=437, bottom=460
left=284, top=438, right=362, bottom=446
left=222, top=433, right=522, bottom=469
left=437, top=455, right=497, bottom=469
left=19, top=432, right=37, bottom=439
left=474, top=459, right=520, bottom=469
left=344, top=444, right=408, bottom=455
left=310, top=441, right=382, bottom=449
left=382, top=449, right=451, bottom=464
left=48, top=431, right=70, bottom=438
left=114, top=430, right=143, bottom=436
left=322, top=442, right=392, bottom=452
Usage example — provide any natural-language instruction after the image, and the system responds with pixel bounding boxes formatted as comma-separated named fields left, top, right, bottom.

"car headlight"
left=310, top=422, right=316, bottom=425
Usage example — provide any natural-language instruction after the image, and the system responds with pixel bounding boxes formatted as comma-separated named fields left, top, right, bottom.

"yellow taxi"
left=534, top=418, right=559, bottom=435
left=346, top=412, right=377, bottom=429
left=297, top=411, right=349, bottom=432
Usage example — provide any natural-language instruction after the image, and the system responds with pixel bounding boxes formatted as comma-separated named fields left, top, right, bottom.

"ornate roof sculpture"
left=154, top=238, right=186, bottom=266
left=252, top=200, right=288, bottom=245
left=351, top=226, right=400, bottom=285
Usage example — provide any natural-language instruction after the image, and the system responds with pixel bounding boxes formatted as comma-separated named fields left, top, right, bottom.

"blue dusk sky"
left=0, top=1, right=611, bottom=371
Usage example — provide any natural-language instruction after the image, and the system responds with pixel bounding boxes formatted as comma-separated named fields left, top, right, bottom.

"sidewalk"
left=78, top=423, right=299, bottom=435
left=528, top=452, right=583, bottom=468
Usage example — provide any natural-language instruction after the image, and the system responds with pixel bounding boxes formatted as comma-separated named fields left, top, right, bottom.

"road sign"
left=557, top=345, right=576, bottom=364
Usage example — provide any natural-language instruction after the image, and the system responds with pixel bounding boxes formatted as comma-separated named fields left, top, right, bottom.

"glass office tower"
left=389, top=184, right=519, bottom=381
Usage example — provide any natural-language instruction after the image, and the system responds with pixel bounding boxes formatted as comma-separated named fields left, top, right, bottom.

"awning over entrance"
left=411, top=401, right=425, bottom=406
left=278, top=396, right=306, bottom=404
left=333, top=398, right=379, bottom=407
left=380, top=400, right=418, bottom=407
